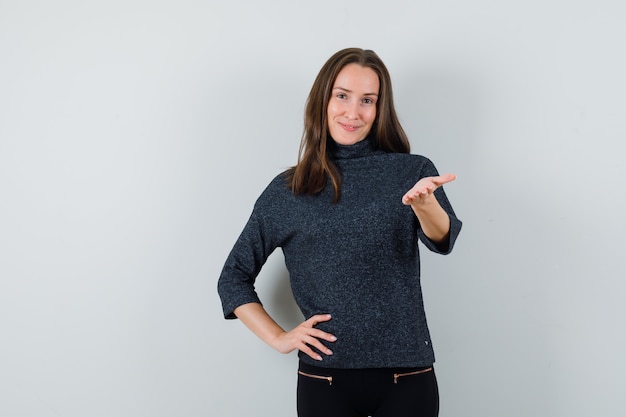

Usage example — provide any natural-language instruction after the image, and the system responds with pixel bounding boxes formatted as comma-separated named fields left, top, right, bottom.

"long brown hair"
left=287, top=48, right=410, bottom=202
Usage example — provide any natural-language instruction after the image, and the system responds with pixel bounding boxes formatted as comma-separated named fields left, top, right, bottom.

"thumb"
left=435, top=173, right=456, bottom=186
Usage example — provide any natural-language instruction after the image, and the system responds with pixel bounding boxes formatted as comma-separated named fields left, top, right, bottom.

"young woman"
left=218, top=48, right=462, bottom=417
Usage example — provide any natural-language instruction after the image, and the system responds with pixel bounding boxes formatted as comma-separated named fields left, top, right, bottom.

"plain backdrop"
left=1, top=1, right=625, bottom=416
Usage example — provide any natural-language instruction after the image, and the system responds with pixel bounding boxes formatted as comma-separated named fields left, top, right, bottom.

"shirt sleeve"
left=417, top=187, right=462, bottom=254
left=414, top=158, right=463, bottom=255
left=217, top=208, right=279, bottom=319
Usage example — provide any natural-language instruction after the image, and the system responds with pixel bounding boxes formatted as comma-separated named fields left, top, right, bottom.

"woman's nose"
left=345, top=102, right=359, bottom=119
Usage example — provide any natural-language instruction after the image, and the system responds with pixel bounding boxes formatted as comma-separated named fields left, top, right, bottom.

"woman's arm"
left=402, top=173, right=456, bottom=243
left=233, top=302, right=336, bottom=361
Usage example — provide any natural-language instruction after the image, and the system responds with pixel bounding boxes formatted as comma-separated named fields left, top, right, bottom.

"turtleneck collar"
left=329, top=135, right=380, bottom=160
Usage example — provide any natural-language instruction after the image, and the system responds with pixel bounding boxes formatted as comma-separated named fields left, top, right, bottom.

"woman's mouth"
left=340, top=122, right=361, bottom=132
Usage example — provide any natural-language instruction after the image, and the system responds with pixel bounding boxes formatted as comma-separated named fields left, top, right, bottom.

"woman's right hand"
left=233, top=303, right=337, bottom=362
left=272, top=314, right=336, bottom=361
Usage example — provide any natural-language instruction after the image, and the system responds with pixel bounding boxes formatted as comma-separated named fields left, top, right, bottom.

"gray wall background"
left=1, top=1, right=624, bottom=416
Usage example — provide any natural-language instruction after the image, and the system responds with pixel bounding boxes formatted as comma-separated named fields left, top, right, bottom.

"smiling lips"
left=339, top=122, right=362, bottom=132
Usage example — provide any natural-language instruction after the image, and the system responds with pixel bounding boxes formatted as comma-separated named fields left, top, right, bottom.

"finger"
left=302, top=336, right=334, bottom=356
left=306, top=313, right=332, bottom=327
left=404, top=189, right=426, bottom=201
left=299, top=345, right=324, bottom=361
left=405, top=188, right=423, bottom=199
left=433, top=173, right=456, bottom=186
left=308, top=328, right=337, bottom=343
left=402, top=193, right=419, bottom=205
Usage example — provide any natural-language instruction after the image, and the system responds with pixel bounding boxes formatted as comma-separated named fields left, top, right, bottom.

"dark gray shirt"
left=218, top=137, right=462, bottom=368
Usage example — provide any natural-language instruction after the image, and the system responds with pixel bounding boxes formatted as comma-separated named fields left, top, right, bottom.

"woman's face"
left=327, top=63, right=379, bottom=145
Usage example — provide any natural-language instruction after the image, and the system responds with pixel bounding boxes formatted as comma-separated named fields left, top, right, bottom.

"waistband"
left=298, top=360, right=432, bottom=377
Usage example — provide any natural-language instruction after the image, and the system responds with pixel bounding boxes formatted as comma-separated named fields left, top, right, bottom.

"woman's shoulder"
left=268, top=169, right=292, bottom=190
left=254, top=170, right=293, bottom=206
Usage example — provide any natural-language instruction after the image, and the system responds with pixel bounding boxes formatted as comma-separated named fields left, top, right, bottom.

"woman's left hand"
left=402, top=173, right=456, bottom=206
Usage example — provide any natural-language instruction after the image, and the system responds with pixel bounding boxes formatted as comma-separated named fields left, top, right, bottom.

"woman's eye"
left=363, top=98, right=374, bottom=104
left=337, top=93, right=347, bottom=100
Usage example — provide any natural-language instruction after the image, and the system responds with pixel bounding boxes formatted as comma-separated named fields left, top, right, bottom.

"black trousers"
left=297, top=361, right=439, bottom=417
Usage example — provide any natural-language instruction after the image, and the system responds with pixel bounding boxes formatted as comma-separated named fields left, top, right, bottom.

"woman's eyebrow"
left=332, top=86, right=378, bottom=96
